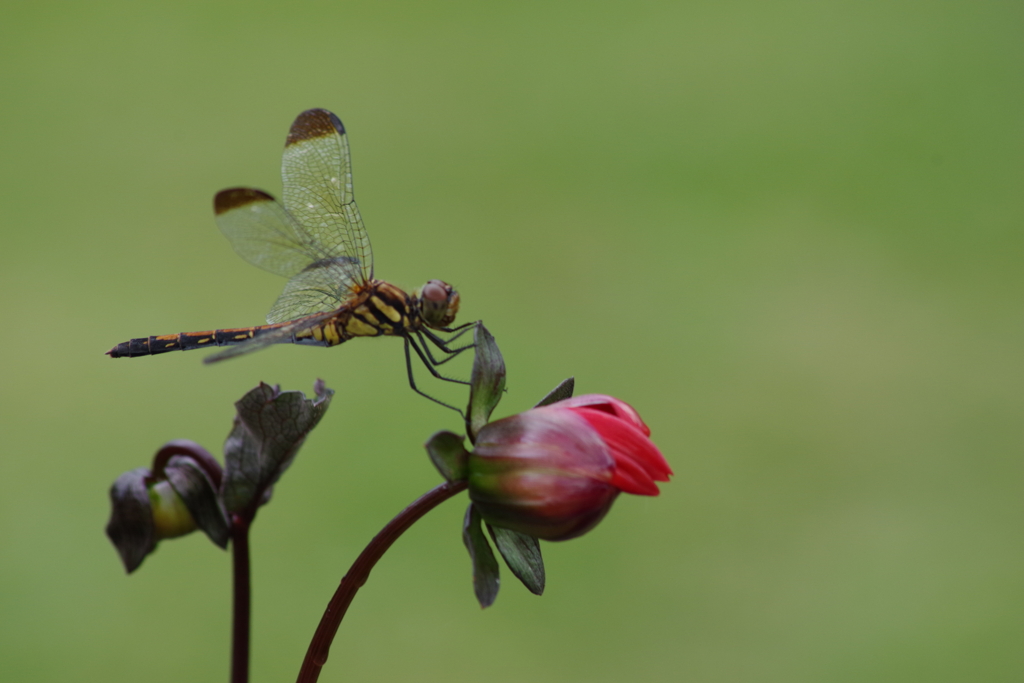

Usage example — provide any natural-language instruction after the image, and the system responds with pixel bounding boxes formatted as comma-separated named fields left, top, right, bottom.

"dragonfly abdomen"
left=107, top=284, right=419, bottom=358
left=107, top=324, right=313, bottom=358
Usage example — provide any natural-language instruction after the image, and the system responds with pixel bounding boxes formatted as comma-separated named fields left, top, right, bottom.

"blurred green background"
left=1, top=1, right=1021, bottom=681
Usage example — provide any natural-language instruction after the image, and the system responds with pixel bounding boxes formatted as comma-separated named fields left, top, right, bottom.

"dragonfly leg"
left=442, top=321, right=476, bottom=332
left=403, top=337, right=466, bottom=416
left=421, top=323, right=477, bottom=354
left=407, top=335, right=471, bottom=386
left=417, top=329, right=474, bottom=366
left=436, top=321, right=477, bottom=343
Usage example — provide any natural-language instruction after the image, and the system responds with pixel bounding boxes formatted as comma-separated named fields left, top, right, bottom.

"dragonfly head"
left=417, top=279, right=460, bottom=329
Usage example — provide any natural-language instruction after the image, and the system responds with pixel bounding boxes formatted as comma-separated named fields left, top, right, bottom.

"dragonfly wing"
left=202, top=311, right=338, bottom=364
left=215, top=188, right=324, bottom=278
left=215, top=188, right=359, bottom=323
left=266, top=257, right=356, bottom=324
left=214, top=111, right=373, bottom=326
left=281, top=109, right=373, bottom=286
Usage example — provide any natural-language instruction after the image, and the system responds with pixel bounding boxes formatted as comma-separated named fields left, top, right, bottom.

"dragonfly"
left=107, top=108, right=474, bottom=410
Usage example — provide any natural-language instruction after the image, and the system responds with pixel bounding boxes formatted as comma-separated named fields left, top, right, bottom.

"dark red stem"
left=231, top=514, right=252, bottom=683
left=295, top=480, right=468, bottom=683
left=150, top=439, right=223, bottom=489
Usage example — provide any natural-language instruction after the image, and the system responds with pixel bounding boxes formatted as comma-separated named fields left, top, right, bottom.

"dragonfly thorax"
left=416, top=280, right=460, bottom=329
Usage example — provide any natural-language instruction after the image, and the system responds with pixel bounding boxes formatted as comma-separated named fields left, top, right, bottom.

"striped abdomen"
left=106, top=280, right=422, bottom=359
left=106, top=323, right=311, bottom=358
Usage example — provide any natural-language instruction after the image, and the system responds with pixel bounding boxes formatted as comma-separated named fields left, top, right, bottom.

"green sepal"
left=462, top=504, right=500, bottom=608
left=487, top=524, right=545, bottom=596
left=534, top=377, right=575, bottom=407
left=165, top=455, right=230, bottom=549
left=221, top=380, right=333, bottom=515
left=466, top=324, right=505, bottom=442
left=106, top=468, right=156, bottom=573
left=425, top=431, right=469, bottom=482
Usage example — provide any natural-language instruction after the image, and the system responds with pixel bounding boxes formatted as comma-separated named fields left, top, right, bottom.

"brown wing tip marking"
left=214, top=188, right=275, bottom=215
left=286, top=109, right=345, bottom=147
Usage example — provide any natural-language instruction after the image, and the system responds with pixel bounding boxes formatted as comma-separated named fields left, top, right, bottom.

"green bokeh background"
left=2, top=2, right=1021, bottom=681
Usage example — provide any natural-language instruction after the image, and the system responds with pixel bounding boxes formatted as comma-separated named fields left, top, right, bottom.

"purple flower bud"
left=106, top=442, right=228, bottom=573
left=468, top=395, right=671, bottom=541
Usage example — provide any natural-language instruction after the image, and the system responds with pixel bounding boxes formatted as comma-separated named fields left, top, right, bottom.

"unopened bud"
left=468, top=395, right=671, bottom=541
left=148, top=480, right=198, bottom=540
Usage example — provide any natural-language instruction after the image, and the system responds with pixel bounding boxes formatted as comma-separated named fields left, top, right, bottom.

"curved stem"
left=296, top=480, right=468, bottom=683
left=231, top=514, right=252, bottom=683
left=150, top=439, right=223, bottom=489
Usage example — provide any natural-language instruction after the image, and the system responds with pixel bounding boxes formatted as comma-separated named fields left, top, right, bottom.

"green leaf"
left=105, top=468, right=156, bottom=573
left=165, top=455, right=230, bottom=549
left=534, top=377, right=575, bottom=407
left=424, top=431, right=469, bottom=482
left=221, top=380, right=333, bottom=515
left=466, top=323, right=505, bottom=442
left=487, top=524, right=545, bottom=596
left=462, top=504, right=500, bottom=608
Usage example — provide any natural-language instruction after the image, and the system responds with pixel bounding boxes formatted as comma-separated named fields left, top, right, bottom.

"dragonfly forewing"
left=281, top=109, right=373, bottom=285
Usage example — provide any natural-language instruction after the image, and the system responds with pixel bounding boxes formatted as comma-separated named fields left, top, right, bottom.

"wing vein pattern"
left=214, top=109, right=373, bottom=325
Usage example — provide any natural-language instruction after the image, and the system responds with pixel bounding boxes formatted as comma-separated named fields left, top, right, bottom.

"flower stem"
left=231, top=514, right=252, bottom=683
left=295, top=480, right=468, bottom=683
left=150, top=439, right=223, bottom=489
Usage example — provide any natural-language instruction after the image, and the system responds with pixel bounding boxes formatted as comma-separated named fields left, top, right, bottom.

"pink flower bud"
left=468, top=395, right=671, bottom=541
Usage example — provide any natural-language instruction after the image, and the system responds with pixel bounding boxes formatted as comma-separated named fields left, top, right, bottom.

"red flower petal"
left=607, top=449, right=661, bottom=495
left=554, top=394, right=651, bottom=436
left=572, top=409, right=673, bottom=481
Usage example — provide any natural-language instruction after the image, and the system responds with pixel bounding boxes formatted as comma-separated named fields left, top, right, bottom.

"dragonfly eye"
left=419, top=279, right=460, bottom=328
